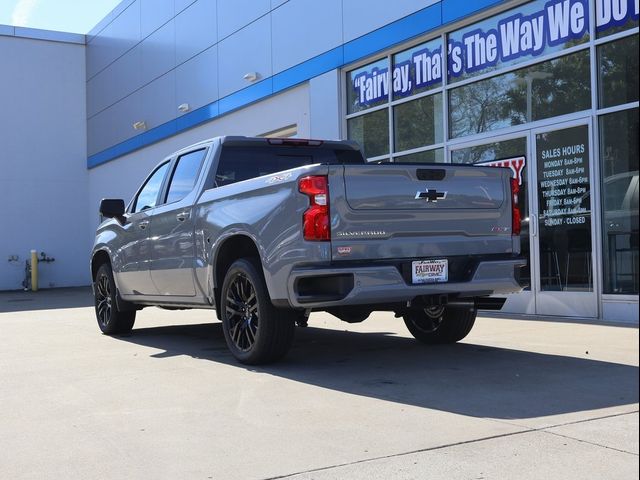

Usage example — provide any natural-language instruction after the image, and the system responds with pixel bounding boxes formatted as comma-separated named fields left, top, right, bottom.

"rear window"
left=214, top=146, right=364, bottom=187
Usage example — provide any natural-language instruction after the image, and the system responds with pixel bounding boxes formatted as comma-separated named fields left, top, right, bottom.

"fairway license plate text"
left=412, top=259, right=448, bottom=284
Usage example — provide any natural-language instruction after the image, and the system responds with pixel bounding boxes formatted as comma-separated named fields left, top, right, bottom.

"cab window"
left=132, top=161, right=170, bottom=213
left=165, top=149, right=207, bottom=204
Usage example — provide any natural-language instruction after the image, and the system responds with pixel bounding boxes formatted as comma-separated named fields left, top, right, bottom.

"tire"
left=403, top=305, right=476, bottom=344
left=220, top=258, right=295, bottom=365
left=94, top=263, right=136, bottom=335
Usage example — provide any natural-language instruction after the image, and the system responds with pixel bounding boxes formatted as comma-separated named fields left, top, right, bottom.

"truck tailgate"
left=329, top=164, right=515, bottom=262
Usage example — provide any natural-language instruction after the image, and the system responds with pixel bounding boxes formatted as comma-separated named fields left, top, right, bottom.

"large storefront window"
left=396, top=149, right=444, bottom=163
left=447, top=0, right=590, bottom=83
left=449, top=50, right=591, bottom=138
left=599, top=109, right=639, bottom=294
left=394, top=94, right=443, bottom=151
left=392, top=38, right=442, bottom=99
left=347, top=58, right=389, bottom=114
left=347, top=109, right=389, bottom=158
left=596, top=0, right=639, bottom=38
left=597, top=34, right=639, bottom=108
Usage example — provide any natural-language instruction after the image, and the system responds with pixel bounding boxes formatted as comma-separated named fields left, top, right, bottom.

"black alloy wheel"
left=220, top=258, right=295, bottom=364
left=95, top=272, right=113, bottom=329
left=93, top=263, right=136, bottom=335
left=225, top=272, right=259, bottom=352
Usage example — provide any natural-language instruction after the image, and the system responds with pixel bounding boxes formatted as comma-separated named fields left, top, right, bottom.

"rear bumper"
left=285, top=257, right=527, bottom=309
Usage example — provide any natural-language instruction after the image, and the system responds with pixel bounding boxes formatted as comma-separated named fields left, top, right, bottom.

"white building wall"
left=87, top=84, right=310, bottom=234
left=309, top=70, right=341, bottom=140
left=0, top=36, right=89, bottom=290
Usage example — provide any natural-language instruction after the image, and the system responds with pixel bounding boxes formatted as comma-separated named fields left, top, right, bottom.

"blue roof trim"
left=176, top=101, right=219, bottom=131
left=87, top=0, right=507, bottom=169
left=219, top=77, right=274, bottom=115
left=87, top=135, right=142, bottom=169
left=138, top=119, right=178, bottom=146
left=273, top=46, right=344, bottom=93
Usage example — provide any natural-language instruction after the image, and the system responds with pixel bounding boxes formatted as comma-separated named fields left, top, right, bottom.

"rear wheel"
left=221, top=258, right=295, bottom=365
left=403, top=305, right=476, bottom=344
left=94, top=263, right=136, bottom=334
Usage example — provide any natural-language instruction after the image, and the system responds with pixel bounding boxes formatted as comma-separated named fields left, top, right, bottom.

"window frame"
left=128, top=160, right=172, bottom=214
left=162, top=147, right=208, bottom=206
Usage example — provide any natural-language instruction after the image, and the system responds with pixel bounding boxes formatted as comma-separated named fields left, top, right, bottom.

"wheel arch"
left=212, top=234, right=262, bottom=318
left=91, top=249, right=111, bottom=281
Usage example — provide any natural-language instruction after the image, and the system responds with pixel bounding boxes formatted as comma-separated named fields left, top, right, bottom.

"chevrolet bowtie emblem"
left=415, top=188, right=447, bottom=202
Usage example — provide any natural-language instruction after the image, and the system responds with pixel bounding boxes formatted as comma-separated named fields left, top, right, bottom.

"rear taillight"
left=299, top=175, right=330, bottom=241
left=510, top=178, right=521, bottom=236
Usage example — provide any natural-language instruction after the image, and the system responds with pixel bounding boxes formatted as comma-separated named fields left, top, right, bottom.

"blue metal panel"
left=87, top=0, right=136, bottom=39
left=141, top=20, right=176, bottom=85
left=175, top=0, right=217, bottom=65
left=342, top=0, right=440, bottom=43
left=217, top=0, right=270, bottom=40
left=273, top=47, right=343, bottom=93
left=141, top=0, right=174, bottom=39
left=88, top=45, right=142, bottom=118
left=88, top=0, right=141, bottom=78
left=343, top=3, right=442, bottom=64
left=441, top=0, right=504, bottom=25
left=218, top=78, right=273, bottom=115
left=174, top=0, right=198, bottom=16
left=217, top=15, right=272, bottom=98
left=271, top=0, right=343, bottom=74
left=176, top=46, right=219, bottom=112
left=88, top=92, right=142, bottom=156
left=140, top=71, right=176, bottom=129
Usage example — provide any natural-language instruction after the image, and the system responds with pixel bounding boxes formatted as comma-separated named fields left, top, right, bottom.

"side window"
left=132, top=162, right=170, bottom=213
left=165, top=149, right=207, bottom=204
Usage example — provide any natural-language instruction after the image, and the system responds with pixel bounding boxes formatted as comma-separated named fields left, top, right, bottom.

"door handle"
left=139, top=220, right=149, bottom=230
left=176, top=211, right=190, bottom=222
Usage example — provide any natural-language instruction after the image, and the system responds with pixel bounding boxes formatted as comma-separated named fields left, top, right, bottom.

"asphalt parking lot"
left=0, top=288, right=638, bottom=480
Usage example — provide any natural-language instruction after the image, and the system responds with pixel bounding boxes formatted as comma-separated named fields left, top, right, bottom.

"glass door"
left=449, top=132, right=535, bottom=314
left=530, top=120, right=598, bottom=317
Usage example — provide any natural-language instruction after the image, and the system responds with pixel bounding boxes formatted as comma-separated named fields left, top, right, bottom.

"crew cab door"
left=116, top=161, right=171, bottom=296
left=149, top=148, right=208, bottom=296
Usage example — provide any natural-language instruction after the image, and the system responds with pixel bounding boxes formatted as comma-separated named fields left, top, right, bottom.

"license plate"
left=412, top=259, right=448, bottom=284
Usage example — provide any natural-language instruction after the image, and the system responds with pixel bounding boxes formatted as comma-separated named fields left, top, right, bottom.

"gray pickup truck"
left=91, top=136, right=525, bottom=364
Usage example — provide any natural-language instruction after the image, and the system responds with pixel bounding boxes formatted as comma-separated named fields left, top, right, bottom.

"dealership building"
left=0, top=0, right=637, bottom=322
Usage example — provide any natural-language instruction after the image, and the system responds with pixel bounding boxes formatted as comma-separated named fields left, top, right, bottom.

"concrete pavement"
left=0, top=288, right=637, bottom=479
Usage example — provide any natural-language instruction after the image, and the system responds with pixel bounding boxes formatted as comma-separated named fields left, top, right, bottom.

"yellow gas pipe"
left=30, top=250, right=38, bottom=292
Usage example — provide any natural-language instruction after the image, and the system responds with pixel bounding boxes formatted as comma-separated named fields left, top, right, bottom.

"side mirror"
left=99, top=198, right=125, bottom=218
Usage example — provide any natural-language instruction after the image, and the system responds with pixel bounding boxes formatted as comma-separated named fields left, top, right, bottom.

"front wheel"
left=94, top=263, right=136, bottom=335
left=403, top=305, right=476, bottom=344
left=221, top=258, right=295, bottom=365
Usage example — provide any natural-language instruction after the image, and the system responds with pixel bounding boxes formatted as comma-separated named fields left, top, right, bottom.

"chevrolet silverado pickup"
left=91, top=136, right=526, bottom=364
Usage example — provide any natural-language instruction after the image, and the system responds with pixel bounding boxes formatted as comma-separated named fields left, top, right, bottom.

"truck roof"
left=179, top=135, right=361, bottom=152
